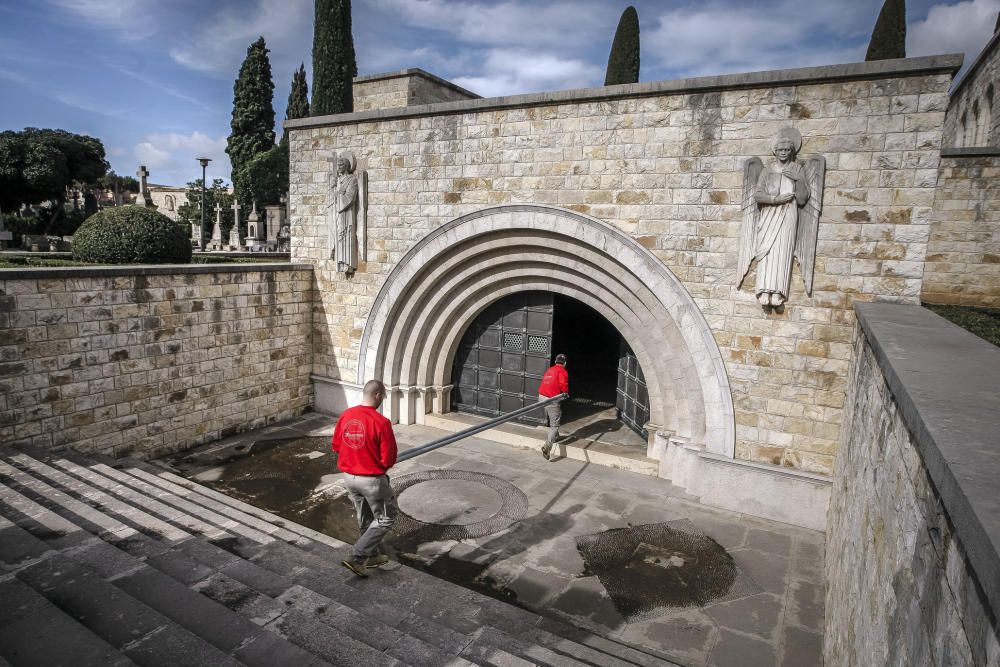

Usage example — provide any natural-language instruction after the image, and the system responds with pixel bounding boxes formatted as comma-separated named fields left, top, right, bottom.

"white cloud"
left=104, top=62, right=221, bottom=114
left=452, top=49, right=603, bottom=97
left=643, top=1, right=872, bottom=79
left=168, top=0, right=312, bottom=82
left=131, top=132, right=231, bottom=186
left=45, top=0, right=159, bottom=40
left=909, top=0, right=1000, bottom=66
left=370, top=0, right=614, bottom=48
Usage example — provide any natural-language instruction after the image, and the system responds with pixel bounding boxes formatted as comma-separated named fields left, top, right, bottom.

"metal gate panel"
left=452, top=291, right=553, bottom=424
left=616, top=340, right=650, bottom=438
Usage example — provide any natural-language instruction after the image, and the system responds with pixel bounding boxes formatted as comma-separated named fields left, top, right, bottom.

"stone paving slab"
left=168, top=414, right=827, bottom=666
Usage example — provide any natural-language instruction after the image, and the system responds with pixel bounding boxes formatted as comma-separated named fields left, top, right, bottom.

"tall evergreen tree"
left=227, top=37, right=276, bottom=208
left=312, top=0, right=357, bottom=116
left=281, top=64, right=310, bottom=147
left=865, top=0, right=906, bottom=61
left=604, top=6, right=640, bottom=86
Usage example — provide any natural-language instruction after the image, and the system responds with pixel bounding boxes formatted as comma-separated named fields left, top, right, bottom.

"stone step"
left=1, top=446, right=677, bottom=666
left=423, top=412, right=659, bottom=476
left=0, top=453, right=450, bottom=666
left=0, top=577, right=135, bottom=667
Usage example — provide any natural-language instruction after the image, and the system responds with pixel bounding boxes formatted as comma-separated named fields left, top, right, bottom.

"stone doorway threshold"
left=425, top=407, right=658, bottom=476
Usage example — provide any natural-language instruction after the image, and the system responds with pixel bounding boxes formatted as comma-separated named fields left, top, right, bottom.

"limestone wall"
left=923, top=152, right=1000, bottom=307
left=825, top=304, right=1000, bottom=666
left=943, top=33, right=999, bottom=148
left=289, top=57, right=960, bottom=475
left=353, top=69, right=478, bottom=112
left=0, top=265, right=313, bottom=459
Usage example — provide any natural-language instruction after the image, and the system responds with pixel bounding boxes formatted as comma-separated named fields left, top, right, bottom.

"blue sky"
left=1, top=0, right=998, bottom=186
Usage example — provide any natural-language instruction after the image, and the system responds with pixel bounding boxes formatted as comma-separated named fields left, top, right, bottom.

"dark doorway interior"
left=550, top=294, right=619, bottom=409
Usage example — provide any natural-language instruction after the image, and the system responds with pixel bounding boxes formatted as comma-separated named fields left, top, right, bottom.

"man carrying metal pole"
left=538, top=354, right=570, bottom=461
left=332, top=380, right=398, bottom=577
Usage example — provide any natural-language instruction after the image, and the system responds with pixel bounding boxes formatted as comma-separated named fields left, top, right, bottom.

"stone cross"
left=215, top=202, right=223, bottom=221
left=136, top=165, right=149, bottom=192
left=231, top=200, right=241, bottom=221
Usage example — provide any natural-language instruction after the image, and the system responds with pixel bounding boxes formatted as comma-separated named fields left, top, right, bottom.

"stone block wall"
left=289, top=57, right=959, bottom=475
left=923, top=152, right=1000, bottom=307
left=825, top=306, right=999, bottom=666
left=0, top=266, right=313, bottom=459
left=353, top=69, right=478, bottom=113
left=943, top=33, right=999, bottom=148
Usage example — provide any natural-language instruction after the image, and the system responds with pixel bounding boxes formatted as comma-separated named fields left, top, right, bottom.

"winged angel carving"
left=736, top=127, right=825, bottom=308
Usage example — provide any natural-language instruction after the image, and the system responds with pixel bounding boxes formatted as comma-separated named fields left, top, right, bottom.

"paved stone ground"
left=174, top=413, right=826, bottom=667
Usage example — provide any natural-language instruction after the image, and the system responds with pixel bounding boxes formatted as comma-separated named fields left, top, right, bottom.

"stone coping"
left=855, top=302, right=1000, bottom=615
left=940, top=147, right=1000, bottom=158
left=0, top=263, right=312, bottom=280
left=353, top=67, right=480, bottom=99
left=287, top=55, right=964, bottom=130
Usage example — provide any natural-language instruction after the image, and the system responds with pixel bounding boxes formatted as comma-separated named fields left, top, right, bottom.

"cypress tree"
left=604, top=6, right=640, bottom=86
left=227, top=36, right=276, bottom=205
left=312, top=0, right=357, bottom=116
left=865, top=0, right=906, bottom=61
left=281, top=64, right=310, bottom=147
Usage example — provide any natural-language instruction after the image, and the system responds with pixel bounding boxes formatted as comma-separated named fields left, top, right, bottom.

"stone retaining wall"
left=923, top=151, right=1000, bottom=307
left=0, top=265, right=313, bottom=459
left=825, top=304, right=1000, bottom=665
left=288, top=56, right=961, bottom=475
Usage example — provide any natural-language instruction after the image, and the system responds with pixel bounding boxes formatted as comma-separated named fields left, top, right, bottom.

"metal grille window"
left=502, top=332, right=524, bottom=350
left=528, top=335, right=548, bottom=353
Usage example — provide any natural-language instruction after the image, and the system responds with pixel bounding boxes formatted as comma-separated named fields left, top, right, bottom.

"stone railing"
left=0, top=264, right=314, bottom=459
left=825, top=302, right=999, bottom=665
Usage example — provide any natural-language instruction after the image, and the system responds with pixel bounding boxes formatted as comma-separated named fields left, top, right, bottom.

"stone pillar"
left=210, top=202, right=224, bottom=250
left=228, top=201, right=242, bottom=251
left=246, top=202, right=262, bottom=249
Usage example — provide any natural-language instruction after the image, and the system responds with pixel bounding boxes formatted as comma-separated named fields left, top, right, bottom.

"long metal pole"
left=396, top=393, right=567, bottom=463
left=199, top=164, right=207, bottom=252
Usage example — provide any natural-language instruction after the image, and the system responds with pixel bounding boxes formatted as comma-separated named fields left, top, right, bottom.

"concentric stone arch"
left=359, top=205, right=735, bottom=457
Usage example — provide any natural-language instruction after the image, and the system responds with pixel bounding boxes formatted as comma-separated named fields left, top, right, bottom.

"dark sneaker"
left=541, top=443, right=551, bottom=460
left=365, top=554, right=389, bottom=568
left=341, top=560, right=369, bottom=577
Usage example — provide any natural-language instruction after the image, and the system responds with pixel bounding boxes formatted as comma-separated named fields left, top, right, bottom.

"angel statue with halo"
left=736, top=127, right=825, bottom=308
left=327, top=150, right=368, bottom=275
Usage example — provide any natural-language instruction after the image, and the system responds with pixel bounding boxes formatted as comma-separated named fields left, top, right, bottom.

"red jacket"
left=331, top=405, right=398, bottom=475
left=538, top=364, right=569, bottom=398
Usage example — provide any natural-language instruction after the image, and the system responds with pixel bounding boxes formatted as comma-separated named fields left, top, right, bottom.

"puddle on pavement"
left=168, top=436, right=520, bottom=605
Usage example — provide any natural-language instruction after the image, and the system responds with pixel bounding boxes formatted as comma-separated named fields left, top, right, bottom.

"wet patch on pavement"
left=576, top=519, right=761, bottom=622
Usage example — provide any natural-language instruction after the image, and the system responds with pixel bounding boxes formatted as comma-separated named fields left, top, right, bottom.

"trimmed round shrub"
left=73, top=206, right=192, bottom=264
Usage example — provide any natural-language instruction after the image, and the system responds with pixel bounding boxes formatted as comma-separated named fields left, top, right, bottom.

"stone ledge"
left=353, top=68, right=480, bottom=99
left=940, top=147, right=1000, bottom=158
left=0, top=263, right=313, bottom=280
left=855, top=301, right=1000, bottom=616
left=287, top=55, right=964, bottom=130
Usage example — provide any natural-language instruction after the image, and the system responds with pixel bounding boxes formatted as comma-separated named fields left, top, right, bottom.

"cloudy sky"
left=1, top=0, right=998, bottom=186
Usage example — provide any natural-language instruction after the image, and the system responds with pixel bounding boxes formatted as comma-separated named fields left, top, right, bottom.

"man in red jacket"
left=538, top=353, right=569, bottom=461
left=332, top=379, right=398, bottom=577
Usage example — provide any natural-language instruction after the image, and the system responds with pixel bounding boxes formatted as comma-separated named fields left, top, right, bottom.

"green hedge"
left=73, top=206, right=192, bottom=264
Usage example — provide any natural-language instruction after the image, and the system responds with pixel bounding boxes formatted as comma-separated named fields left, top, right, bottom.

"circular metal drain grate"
left=391, top=469, right=528, bottom=542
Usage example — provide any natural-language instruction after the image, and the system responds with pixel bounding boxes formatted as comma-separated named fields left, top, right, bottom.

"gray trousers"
left=343, top=473, right=397, bottom=561
left=539, top=394, right=562, bottom=445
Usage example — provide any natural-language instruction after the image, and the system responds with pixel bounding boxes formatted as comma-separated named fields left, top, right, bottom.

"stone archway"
left=359, top=205, right=735, bottom=458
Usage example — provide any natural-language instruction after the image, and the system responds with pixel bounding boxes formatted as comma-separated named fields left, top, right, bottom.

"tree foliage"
left=605, top=6, right=640, bottom=86
left=177, top=178, right=236, bottom=240
left=227, top=37, right=276, bottom=205
left=73, top=206, right=192, bottom=264
left=865, top=0, right=906, bottom=61
left=281, top=64, right=310, bottom=147
left=0, top=128, right=108, bottom=213
left=312, top=0, right=357, bottom=116
left=237, top=143, right=288, bottom=209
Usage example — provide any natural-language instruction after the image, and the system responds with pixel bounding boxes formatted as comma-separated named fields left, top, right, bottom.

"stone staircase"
left=0, top=444, right=681, bottom=667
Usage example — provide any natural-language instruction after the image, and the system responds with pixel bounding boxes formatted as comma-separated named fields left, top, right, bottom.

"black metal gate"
left=451, top=292, right=553, bottom=424
left=616, top=341, right=650, bottom=438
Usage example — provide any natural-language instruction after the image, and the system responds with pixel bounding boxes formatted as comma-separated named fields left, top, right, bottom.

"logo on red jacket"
left=342, top=419, right=366, bottom=449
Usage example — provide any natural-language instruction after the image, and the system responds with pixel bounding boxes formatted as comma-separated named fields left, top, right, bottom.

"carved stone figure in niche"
left=327, top=151, right=367, bottom=274
left=737, top=127, right=825, bottom=308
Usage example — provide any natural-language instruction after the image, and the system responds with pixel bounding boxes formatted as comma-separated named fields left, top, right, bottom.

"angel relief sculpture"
left=737, top=127, right=825, bottom=309
left=327, top=151, right=368, bottom=275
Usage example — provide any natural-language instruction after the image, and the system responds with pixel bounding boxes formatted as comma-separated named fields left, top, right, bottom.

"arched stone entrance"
left=359, top=205, right=735, bottom=458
